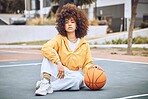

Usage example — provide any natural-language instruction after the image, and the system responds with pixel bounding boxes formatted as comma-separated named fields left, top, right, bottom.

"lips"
left=68, top=27, right=73, bottom=29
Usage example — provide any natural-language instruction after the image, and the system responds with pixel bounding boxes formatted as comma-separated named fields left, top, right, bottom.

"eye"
left=71, top=21, right=75, bottom=23
left=71, top=19, right=75, bottom=23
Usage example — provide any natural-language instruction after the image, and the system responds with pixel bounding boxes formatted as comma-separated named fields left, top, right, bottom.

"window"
left=143, top=14, right=148, bottom=21
left=43, top=0, right=50, bottom=7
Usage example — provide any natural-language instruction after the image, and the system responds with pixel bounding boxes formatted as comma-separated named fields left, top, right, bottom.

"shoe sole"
left=35, top=92, right=47, bottom=96
left=35, top=90, right=53, bottom=96
left=35, top=94, right=44, bottom=96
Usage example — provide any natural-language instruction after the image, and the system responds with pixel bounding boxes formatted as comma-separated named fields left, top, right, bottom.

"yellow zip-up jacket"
left=41, top=34, right=93, bottom=73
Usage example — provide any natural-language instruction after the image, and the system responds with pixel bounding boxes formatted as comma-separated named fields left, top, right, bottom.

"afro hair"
left=56, top=4, right=89, bottom=38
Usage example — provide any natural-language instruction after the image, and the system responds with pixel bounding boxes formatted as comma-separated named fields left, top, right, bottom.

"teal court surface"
left=0, top=50, right=148, bottom=99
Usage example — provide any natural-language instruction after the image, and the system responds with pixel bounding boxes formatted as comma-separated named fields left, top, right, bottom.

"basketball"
left=84, top=66, right=106, bottom=90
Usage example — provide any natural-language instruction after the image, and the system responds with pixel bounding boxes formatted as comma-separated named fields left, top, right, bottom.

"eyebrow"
left=65, top=19, right=69, bottom=21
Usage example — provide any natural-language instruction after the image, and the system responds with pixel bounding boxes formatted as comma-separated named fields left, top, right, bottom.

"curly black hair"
left=56, top=4, right=89, bottom=38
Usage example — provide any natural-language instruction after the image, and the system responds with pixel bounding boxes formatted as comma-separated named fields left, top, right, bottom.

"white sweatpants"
left=40, top=57, right=85, bottom=91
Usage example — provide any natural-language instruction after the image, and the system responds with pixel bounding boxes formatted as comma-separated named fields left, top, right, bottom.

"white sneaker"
left=35, top=80, right=53, bottom=96
left=36, top=80, right=41, bottom=90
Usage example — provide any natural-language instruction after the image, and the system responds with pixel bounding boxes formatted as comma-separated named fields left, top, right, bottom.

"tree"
left=127, top=0, right=139, bottom=55
left=12, top=0, right=25, bottom=13
left=50, top=0, right=96, bottom=13
left=0, top=0, right=24, bottom=13
left=0, top=0, right=8, bottom=13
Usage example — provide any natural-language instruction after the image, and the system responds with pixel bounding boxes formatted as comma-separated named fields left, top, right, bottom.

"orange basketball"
left=84, top=66, right=106, bottom=90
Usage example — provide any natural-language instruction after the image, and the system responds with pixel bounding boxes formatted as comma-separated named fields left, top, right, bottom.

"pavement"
left=0, top=44, right=147, bottom=63
left=0, top=44, right=148, bottom=49
left=0, top=46, right=148, bottom=99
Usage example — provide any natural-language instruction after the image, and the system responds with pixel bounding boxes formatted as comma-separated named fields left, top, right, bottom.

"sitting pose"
left=35, top=4, right=100, bottom=96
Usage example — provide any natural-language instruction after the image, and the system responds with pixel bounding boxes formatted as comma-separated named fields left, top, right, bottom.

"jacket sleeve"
left=41, top=35, right=60, bottom=64
left=82, top=43, right=93, bottom=74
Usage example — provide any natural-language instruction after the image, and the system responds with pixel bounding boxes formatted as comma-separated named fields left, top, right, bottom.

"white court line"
left=93, top=58, right=148, bottom=65
left=0, top=59, right=19, bottom=62
left=116, top=93, right=148, bottom=99
left=0, top=63, right=41, bottom=68
left=0, top=50, right=40, bottom=54
left=1, top=58, right=147, bottom=68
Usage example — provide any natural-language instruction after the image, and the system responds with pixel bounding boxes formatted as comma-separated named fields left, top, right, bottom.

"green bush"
left=111, top=38, right=127, bottom=44
left=140, top=21, right=148, bottom=28
left=104, top=36, right=148, bottom=44
left=133, top=36, right=148, bottom=44
left=94, top=42, right=98, bottom=45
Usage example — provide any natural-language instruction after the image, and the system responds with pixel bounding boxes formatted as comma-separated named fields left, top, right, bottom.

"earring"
left=76, top=27, right=77, bottom=30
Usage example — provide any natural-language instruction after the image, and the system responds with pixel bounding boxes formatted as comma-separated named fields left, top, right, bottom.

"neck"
left=67, top=32, right=77, bottom=43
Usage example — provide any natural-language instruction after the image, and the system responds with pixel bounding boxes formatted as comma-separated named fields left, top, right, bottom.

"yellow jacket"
left=41, top=34, right=93, bottom=73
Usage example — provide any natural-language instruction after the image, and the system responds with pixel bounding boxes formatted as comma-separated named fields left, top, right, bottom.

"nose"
left=67, top=22, right=72, bottom=26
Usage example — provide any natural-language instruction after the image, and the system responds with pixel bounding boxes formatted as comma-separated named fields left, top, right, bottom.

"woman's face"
left=64, top=17, right=77, bottom=33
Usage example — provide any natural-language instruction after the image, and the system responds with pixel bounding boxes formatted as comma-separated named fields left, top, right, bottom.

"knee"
left=73, top=78, right=81, bottom=84
left=71, top=77, right=83, bottom=89
left=72, top=73, right=83, bottom=85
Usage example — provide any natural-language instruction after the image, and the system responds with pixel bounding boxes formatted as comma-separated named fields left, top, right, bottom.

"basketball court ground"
left=0, top=49, right=148, bottom=99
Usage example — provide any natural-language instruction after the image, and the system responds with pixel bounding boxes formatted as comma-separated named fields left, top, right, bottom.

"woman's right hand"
left=57, top=62, right=65, bottom=79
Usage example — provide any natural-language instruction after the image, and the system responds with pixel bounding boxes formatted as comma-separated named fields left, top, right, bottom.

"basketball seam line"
left=95, top=71, right=105, bottom=89
left=87, top=68, right=91, bottom=88
left=92, top=68, right=95, bottom=89
left=95, top=71, right=104, bottom=84
left=85, top=80, right=106, bottom=84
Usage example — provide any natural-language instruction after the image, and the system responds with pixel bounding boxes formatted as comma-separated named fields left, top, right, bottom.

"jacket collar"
left=59, top=34, right=87, bottom=51
left=59, top=34, right=87, bottom=45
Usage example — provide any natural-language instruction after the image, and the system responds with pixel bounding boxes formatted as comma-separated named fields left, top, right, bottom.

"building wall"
left=96, top=0, right=131, bottom=18
left=93, top=0, right=148, bottom=31
left=135, top=0, right=148, bottom=27
left=95, top=4, right=124, bottom=32
left=0, top=26, right=107, bottom=43
left=88, top=0, right=131, bottom=32
left=24, top=0, right=52, bottom=18
left=96, top=4, right=124, bottom=18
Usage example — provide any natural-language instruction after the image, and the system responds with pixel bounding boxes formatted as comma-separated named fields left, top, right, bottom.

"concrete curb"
left=0, top=44, right=147, bottom=49
left=0, top=45, right=42, bottom=49
left=90, top=44, right=148, bottom=48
